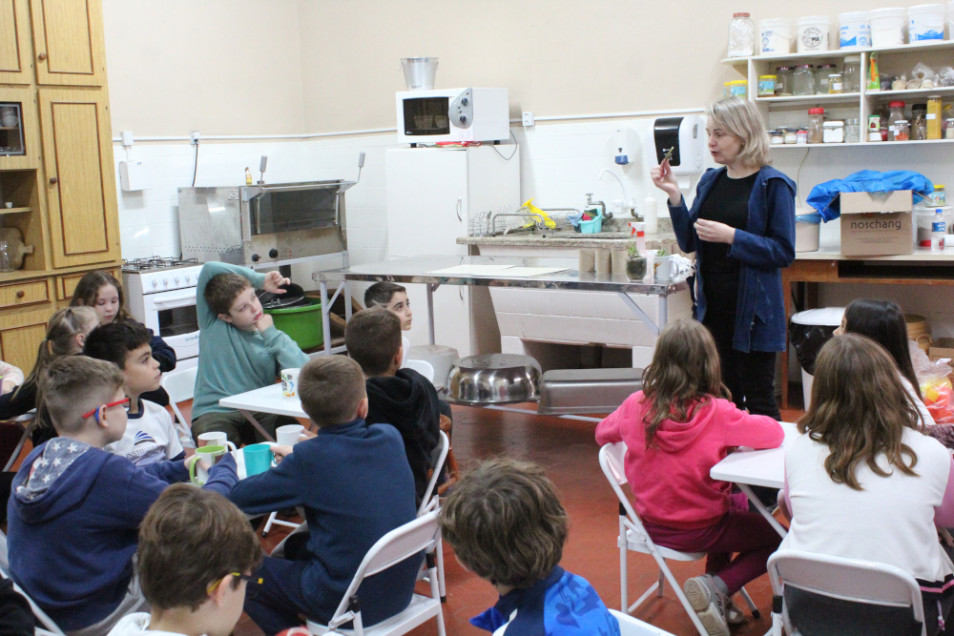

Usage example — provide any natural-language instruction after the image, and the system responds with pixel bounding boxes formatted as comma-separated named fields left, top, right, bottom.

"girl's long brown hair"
left=69, top=270, right=131, bottom=323
left=641, top=319, right=729, bottom=447
left=799, top=333, right=920, bottom=490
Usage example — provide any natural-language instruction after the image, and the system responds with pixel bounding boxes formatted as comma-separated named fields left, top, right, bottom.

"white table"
left=218, top=383, right=306, bottom=441
left=709, top=421, right=799, bottom=537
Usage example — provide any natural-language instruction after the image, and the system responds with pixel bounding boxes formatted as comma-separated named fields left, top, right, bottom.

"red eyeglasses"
left=82, top=397, right=130, bottom=419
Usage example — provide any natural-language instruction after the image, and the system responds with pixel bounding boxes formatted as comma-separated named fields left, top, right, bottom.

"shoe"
left=725, top=600, right=745, bottom=625
left=684, top=575, right=731, bottom=636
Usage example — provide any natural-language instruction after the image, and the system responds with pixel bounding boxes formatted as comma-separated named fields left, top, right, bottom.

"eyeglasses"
left=206, top=572, right=263, bottom=597
left=81, top=397, right=130, bottom=419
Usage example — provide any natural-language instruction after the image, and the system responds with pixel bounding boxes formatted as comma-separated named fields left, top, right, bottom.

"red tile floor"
left=233, top=402, right=805, bottom=636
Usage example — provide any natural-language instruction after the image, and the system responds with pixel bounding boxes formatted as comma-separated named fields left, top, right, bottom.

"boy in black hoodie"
left=345, top=308, right=441, bottom=504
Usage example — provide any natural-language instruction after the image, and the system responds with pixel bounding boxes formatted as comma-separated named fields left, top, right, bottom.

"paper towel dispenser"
left=653, top=115, right=704, bottom=175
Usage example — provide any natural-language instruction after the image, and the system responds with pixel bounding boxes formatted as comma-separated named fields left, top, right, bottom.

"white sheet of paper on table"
left=501, top=266, right=569, bottom=277
left=427, top=264, right=520, bottom=276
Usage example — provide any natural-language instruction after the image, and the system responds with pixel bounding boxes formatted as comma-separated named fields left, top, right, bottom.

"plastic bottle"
left=245, top=167, right=253, bottom=186
left=887, top=101, right=905, bottom=141
left=643, top=196, right=658, bottom=235
left=808, top=108, right=825, bottom=144
left=932, top=208, right=947, bottom=251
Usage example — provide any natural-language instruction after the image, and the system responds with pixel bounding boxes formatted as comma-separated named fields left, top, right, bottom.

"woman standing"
left=651, top=97, right=795, bottom=419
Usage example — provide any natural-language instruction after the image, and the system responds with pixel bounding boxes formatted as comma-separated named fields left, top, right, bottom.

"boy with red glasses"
left=6, top=356, right=238, bottom=635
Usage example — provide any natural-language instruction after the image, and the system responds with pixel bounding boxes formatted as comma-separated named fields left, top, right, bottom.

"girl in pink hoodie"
left=596, top=319, right=783, bottom=635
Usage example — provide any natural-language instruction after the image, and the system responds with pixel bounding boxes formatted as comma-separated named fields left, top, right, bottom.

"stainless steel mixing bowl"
left=446, top=353, right=542, bottom=405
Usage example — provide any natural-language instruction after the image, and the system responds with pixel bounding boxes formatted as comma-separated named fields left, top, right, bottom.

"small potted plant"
left=625, top=244, right=647, bottom=281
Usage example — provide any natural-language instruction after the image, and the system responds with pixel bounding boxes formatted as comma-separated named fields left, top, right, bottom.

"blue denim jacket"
left=668, top=166, right=796, bottom=353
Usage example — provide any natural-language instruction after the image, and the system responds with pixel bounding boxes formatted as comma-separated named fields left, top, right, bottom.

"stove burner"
left=121, top=256, right=199, bottom=273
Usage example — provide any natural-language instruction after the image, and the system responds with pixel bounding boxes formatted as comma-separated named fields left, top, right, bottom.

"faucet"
left=584, top=193, right=609, bottom=220
left=599, top=169, right=634, bottom=218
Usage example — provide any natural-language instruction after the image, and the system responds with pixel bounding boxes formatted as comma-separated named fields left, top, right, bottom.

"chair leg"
left=738, top=586, right=761, bottom=619
left=619, top=523, right=628, bottom=613
left=435, top=535, right=447, bottom=602
left=261, top=511, right=300, bottom=537
left=657, top=570, right=665, bottom=598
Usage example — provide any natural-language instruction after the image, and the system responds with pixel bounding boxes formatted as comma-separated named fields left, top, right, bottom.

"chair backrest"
left=418, top=430, right=449, bottom=516
left=161, top=366, right=198, bottom=425
left=609, top=609, right=676, bottom=635
left=768, top=550, right=926, bottom=634
left=328, top=510, right=441, bottom=627
left=404, top=359, right=435, bottom=384
left=598, top=442, right=650, bottom=533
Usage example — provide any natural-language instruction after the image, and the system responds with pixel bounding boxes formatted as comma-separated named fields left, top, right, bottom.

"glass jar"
left=933, top=185, right=946, bottom=205
left=827, top=73, right=844, bottom=94
left=784, top=128, right=798, bottom=144
left=927, top=95, right=943, bottom=140
left=796, top=128, right=808, bottom=144
left=769, top=129, right=785, bottom=144
left=888, top=101, right=906, bottom=141
left=775, top=66, right=794, bottom=96
left=758, top=75, right=777, bottom=96
left=843, top=55, right=861, bottom=92
left=946, top=118, right=954, bottom=139
left=868, top=114, right=883, bottom=142
left=893, top=119, right=910, bottom=141
left=793, top=64, right=814, bottom=96
left=823, top=120, right=845, bottom=143
left=728, top=12, right=756, bottom=57
left=844, top=118, right=860, bottom=143
left=912, top=104, right=927, bottom=140
left=808, top=107, right=825, bottom=144
left=815, top=64, right=835, bottom=94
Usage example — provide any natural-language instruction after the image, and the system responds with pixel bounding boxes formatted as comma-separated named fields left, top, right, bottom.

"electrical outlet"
left=522, top=111, right=534, bottom=127
left=190, top=130, right=200, bottom=145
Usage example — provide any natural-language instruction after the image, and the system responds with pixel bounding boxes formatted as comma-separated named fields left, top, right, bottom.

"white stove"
left=123, top=257, right=203, bottom=368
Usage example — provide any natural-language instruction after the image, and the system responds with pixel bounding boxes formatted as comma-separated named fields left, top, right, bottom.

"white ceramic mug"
left=281, top=368, right=301, bottom=398
left=276, top=424, right=305, bottom=447
left=196, top=431, right=237, bottom=451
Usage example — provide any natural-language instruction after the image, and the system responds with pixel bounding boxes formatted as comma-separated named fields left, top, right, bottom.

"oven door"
left=142, top=288, right=201, bottom=361
left=246, top=186, right=340, bottom=236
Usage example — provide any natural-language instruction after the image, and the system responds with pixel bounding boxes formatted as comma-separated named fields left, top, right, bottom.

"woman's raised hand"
left=650, top=159, right=682, bottom=206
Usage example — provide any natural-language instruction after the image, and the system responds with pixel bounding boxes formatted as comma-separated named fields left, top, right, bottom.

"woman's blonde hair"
left=706, top=97, right=771, bottom=168
left=799, top=333, right=920, bottom=490
left=640, top=319, right=729, bottom=447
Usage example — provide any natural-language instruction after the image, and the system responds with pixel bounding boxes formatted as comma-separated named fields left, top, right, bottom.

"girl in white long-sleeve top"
left=779, top=333, right=954, bottom=635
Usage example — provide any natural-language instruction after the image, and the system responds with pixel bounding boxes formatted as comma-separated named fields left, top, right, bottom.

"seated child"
left=779, top=333, right=954, bottom=635
left=439, top=458, right=620, bottom=635
left=365, top=282, right=412, bottom=366
left=7, top=356, right=238, bottom=635
left=345, top=308, right=440, bottom=504
left=84, top=321, right=187, bottom=464
left=228, top=356, right=418, bottom=635
left=191, top=261, right=309, bottom=446
left=107, top=484, right=263, bottom=636
left=0, top=360, right=23, bottom=396
left=595, top=319, right=783, bottom=636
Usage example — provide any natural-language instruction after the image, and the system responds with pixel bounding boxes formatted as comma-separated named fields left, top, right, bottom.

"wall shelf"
left=0, top=206, right=31, bottom=215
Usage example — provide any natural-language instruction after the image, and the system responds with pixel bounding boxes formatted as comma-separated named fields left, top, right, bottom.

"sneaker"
left=684, top=575, right=731, bottom=636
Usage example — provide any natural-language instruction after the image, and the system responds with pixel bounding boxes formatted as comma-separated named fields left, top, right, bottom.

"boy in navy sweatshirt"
left=229, top=355, right=418, bottom=635
left=6, top=356, right=237, bottom=635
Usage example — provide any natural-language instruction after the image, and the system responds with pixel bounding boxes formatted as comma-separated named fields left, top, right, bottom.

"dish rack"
left=474, top=208, right=579, bottom=237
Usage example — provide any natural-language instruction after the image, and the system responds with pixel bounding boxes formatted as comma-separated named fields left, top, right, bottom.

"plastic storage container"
left=728, top=12, right=756, bottom=57
left=758, top=75, right=777, bottom=96
left=797, top=15, right=831, bottom=52
left=839, top=10, right=872, bottom=48
left=870, top=7, right=907, bottom=47
left=263, top=298, right=323, bottom=349
left=724, top=79, right=748, bottom=98
left=400, top=57, right=439, bottom=91
left=808, top=107, right=825, bottom=144
left=908, top=4, right=945, bottom=41
left=790, top=307, right=845, bottom=409
left=843, top=55, right=861, bottom=92
left=759, top=18, right=794, bottom=53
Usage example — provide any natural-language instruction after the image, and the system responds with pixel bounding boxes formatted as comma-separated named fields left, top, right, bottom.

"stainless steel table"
left=315, top=254, right=689, bottom=356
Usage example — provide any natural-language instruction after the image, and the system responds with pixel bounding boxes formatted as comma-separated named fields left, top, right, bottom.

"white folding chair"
left=610, top=608, right=677, bottom=635
left=0, top=532, right=66, bottom=635
left=1, top=411, right=35, bottom=471
left=417, top=431, right=449, bottom=601
left=767, top=550, right=927, bottom=636
left=599, top=443, right=759, bottom=636
left=305, top=510, right=446, bottom=636
left=161, top=366, right=198, bottom=449
left=403, top=359, right=435, bottom=385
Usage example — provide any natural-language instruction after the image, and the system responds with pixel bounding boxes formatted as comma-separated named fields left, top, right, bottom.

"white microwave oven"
left=396, top=87, right=510, bottom=144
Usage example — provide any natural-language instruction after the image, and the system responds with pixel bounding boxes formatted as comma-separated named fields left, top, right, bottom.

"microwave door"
left=402, top=97, right=451, bottom=136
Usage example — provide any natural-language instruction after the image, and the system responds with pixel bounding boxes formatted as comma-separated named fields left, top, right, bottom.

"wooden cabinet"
left=29, top=0, right=107, bottom=87
left=38, top=89, right=118, bottom=268
left=0, top=0, right=33, bottom=85
left=0, top=305, right=51, bottom=372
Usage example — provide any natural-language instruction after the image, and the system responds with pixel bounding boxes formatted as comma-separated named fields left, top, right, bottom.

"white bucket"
left=909, top=3, right=945, bottom=40
left=400, top=57, right=438, bottom=91
left=870, top=7, right=907, bottom=47
left=801, top=368, right=814, bottom=410
left=838, top=11, right=872, bottom=48
left=795, top=217, right=820, bottom=252
left=760, top=18, right=794, bottom=54
left=797, top=15, right=831, bottom=53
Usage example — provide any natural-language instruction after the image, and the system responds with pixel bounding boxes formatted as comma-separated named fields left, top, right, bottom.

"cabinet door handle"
left=49, top=177, right=57, bottom=185
left=456, top=197, right=463, bottom=222
left=15, top=290, right=25, bottom=299
left=37, top=52, right=47, bottom=62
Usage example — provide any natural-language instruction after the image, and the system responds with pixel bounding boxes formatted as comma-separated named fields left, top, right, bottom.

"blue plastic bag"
left=806, top=170, right=934, bottom=222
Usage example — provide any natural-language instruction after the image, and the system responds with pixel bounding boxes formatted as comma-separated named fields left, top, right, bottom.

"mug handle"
left=226, top=441, right=237, bottom=452
left=187, top=455, right=205, bottom=486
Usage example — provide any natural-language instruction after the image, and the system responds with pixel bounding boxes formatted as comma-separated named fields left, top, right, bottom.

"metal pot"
left=256, top=283, right=308, bottom=309
left=446, top=354, right=542, bottom=405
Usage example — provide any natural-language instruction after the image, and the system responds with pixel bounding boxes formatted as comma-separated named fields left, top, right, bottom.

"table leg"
left=238, top=410, right=276, bottom=443
left=319, top=280, right=332, bottom=356
left=737, top=483, right=787, bottom=538
left=616, top=292, right=660, bottom=335
left=426, top=283, right=436, bottom=345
